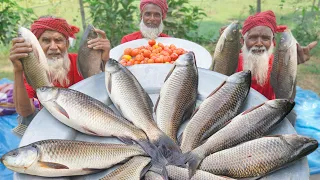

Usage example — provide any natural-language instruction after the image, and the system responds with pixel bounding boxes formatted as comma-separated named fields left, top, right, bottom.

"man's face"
left=38, top=30, right=69, bottom=59
left=242, top=26, right=274, bottom=86
left=243, top=26, right=273, bottom=53
left=142, top=4, right=162, bottom=28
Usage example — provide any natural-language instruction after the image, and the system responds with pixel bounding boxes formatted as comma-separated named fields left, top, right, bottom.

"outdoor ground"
left=0, top=0, right=319, bottom=94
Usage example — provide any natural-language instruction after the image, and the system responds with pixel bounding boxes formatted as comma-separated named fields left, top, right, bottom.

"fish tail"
left=149, top=163, right=169, bottom=180
left=187, top=152, right=203, bottom=179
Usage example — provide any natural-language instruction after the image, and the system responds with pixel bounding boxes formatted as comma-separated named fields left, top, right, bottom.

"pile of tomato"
left=120, top=39, right=187, bottom=66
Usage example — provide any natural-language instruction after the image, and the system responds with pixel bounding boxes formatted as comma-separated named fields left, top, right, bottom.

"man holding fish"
left=121, top=0, right=169, bottom=44
left=217, top=10, right=317, bottom=100
left=9, top=16, right=111, bottom=135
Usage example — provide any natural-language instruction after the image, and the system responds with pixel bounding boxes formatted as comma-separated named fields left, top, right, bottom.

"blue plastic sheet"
left=294, top=86, right=320, bottom=175
left=0, top=78, right=20, bottom=180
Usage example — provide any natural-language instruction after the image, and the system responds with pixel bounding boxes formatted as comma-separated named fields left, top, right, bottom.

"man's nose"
left=49, top=41, right=58, bottom=50
left=255, top=38, right=263, bottom=47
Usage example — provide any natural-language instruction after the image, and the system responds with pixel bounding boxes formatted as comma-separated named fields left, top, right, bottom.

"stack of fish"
left=1, top=27, right=318, bottom=180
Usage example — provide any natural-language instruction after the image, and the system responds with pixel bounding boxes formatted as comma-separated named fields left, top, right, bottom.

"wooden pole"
left=79, top=0, right=86, bottom=30
left=257, top=0, right=261, bottom=13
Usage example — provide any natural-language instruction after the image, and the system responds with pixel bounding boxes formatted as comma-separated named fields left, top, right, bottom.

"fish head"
left=86, top=24, right=98, bottom=40
left=1, top=144, right=38, bottom=172
left=282, top=134, right=318, bottom=159
left=225, top=21, right=240, bottom=42
left=36, top=86, right=59, bottom=102
left=265, top=99, right=295, bottom=112
left=175, top=51, right=196, bottom=67
left=227, top=70, right=251, bottom=84
left=105, top=58, right=121, bottom=74
left=278, top=30, right=294, bottom=51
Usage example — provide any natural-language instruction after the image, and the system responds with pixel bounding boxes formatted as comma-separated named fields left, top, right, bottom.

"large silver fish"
left=77, top=24, right=104, bottom=78
left=180, top=71, right=251, bottom=153
left=36, top=87, right=149, bottom=145
left=199, top=135, right=318, bottom=178
left=166, top=165, right=235, bottom=180
left=188, top=99, right=295, bottom=177
left=18, top=27, right=51, bottom=90
left=105, top=59, right=183, bottom=168
left=271, top=29, right=298, bottom=100
left=100, top=156, right=151, bottom=180
left=211, top=22, right=241, bottom=76
left=155, top=52, right=198, bottom=143
left=1, top=140, right=147, bottom=177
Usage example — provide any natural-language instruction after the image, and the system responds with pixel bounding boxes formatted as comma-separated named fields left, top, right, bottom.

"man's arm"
left=13, top=71, right=35, bottom=116
left=9, top=37, right=35, bottom=117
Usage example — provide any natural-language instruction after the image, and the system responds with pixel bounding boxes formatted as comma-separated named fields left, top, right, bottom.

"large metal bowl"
left=110, top=37, right=213, bottom=69
left=14, top=64, right=309, bottom=180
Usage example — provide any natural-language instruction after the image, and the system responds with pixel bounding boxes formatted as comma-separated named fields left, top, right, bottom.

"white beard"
left=242, top=43, right=274, bottom=86
left=47, top=53, right=71, bottom=86
left=139, top=19, right=164, bottom=40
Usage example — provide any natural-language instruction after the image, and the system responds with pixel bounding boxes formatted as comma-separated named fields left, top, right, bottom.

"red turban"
left=140, top=0, right=168, bottom=19
left=242, top=10, right=277, bottom=35
left=31, top=17, right=80, bottom=39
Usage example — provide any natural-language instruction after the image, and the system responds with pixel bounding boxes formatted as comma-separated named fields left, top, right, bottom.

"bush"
left=164, top=0, right=209, bottom=45
left=84, top=0, right=139, bottom=47
left=0, top=0, right=36, bottom=45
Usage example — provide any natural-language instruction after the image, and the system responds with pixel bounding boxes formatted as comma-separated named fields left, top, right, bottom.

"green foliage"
left=0, top=0, right=36, bottom=44
left=291, top=6, right=320, bottom=47
left=164, top=0, right=209, bottom=45
left=84, top=0, right=138, bottom=47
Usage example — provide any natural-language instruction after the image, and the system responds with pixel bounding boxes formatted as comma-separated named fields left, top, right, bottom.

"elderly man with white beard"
left=121, top=0, right=169, bottom=44
left=236, top=10, right=317, bottom=100
left=9, top=16, right=111, bottom=136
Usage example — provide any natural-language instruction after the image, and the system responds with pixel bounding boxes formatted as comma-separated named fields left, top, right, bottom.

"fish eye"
left=11, top=152, right=18, bottom=157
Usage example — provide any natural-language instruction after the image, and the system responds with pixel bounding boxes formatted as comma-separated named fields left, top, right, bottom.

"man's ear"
left=272, top=36, right=276, bottom=46
left=66, top=38, right=70, bottom=49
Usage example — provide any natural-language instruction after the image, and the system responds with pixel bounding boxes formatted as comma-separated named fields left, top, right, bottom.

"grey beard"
left=139, top=19, right=164, bottom=40
left=242, top=43, right=274, bottom=86
left=47, top=53, right=71, bottom=86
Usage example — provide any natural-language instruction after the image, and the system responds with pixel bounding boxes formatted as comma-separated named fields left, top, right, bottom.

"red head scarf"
left=242, top=10, right=278, bottom=35
left=31, top=17, right=80, bottom=39
left=140, top=0, right=168, bottom=19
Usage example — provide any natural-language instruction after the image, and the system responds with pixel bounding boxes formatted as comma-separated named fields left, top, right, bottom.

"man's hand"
left=87, top=28, right=111, bottom=64
left=297, top=41, right=318, bottom=65
left=9, top=37, right=33, bottom=73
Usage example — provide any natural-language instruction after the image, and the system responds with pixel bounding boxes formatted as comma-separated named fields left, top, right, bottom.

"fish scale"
left=18, top=27, right=51, bottom=90
left=100, top=156, right=151, bottom=180
left=180, top=71, right=250, bottom=153
left=1, top=140, right=147, bottom=177
left=199, top=135, right=318, bottom=178
left=36, top=87, right=148, bottom=144
left=156, top=52, right=198, bottom=143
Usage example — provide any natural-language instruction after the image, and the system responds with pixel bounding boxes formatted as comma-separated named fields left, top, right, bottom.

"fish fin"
left=12, top=123, right=28, bottom=137
left=38, top=161, right=69, bottom=169
left=76, top=56, right=84, bottom=78
left=187, top=153, right=203, bottom=179
left=238, top=176, right=263, bottom=180
left=164, top=65, right=176, bottom=82
left=177, top=132, right=183, bottom=146
left=140, top=161, right=152, bottom=178
left=149, top=165, right=169, bottom=180
left=100, top=60, right=105, bottom=72
left=32, top=45, right=40, bottom=63
left=284, top=49, right=291, bottom=66
left=154, top=95, right=160, bottom=115
left=217, top=35, right=226, bottom=52
left=52, top=101, right=69, bottom=118
left=190, top=106, right=199, bottom=119
left=241, top=103, right=264, bottom=115
left=146, top=91, right=154, bottom=109
left=118, top=136, right=134, bottom=145
left=107, top=73, right=112, bottom=94
left=82, top=126, right=100, bottom=136
left=82, top=168, right=103, bottom=172
left=206, top=81, right=226, bottom=98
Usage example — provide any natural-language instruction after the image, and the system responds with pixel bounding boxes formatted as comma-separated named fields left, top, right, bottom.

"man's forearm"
left=13, top=71, right=35, bottom=117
